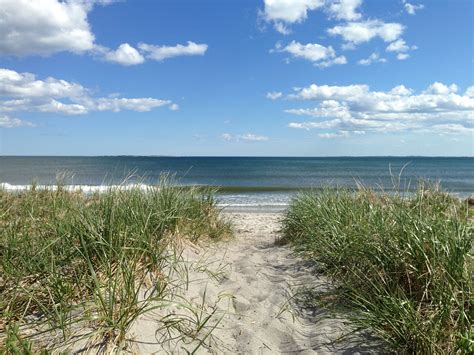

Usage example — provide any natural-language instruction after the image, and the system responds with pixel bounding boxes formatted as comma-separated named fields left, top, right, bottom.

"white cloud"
left=37, top=100, right=89, bottom=115
left=0, top=68, right=174, bottom=122
left=278, top=41, right=347, bottom=68
left=403, top=2, right=425, bottom=15
left=240, top=133, right=269, bottom=141
left=423, top=82, right=458, bottom=95
left=0, top=115, right=35, bottom=128
left=316, top=55, right=348, bottom=68
left=397, top=53, right=410, bottom=60
left=0, top=1, right=208, bottom=66
left=262, top=0, right=324, bottom=24
left=282, top=82, right=474, bottom=137
left=326, top=0, right=362, bottom=21
left=465, top=86, right=474, bottom=97
left=430, top=123, right=473, bottom=135
left=357, top=52, right=386, bottom=65
left=220, top=133, right=269, bottom=142
left=390, top=85, right=413, bottom=96
left=386, top=39, right=417, bottom=60
left=266, top=91, right=283, bottom=100
left=94, top=0, right=121, bottom=5
left=273, top=22, right=292, bottom=35
left=386, top=39, right=408, bottom=52
left=0, top=0, right=95, bottom=56
left=221, top=133, right=234, bottom=141
left=319, top=132, right=345, bottom=139
left=93, top=98, right=170, bottom=112
left=169, top=103, right=180, bottom=111
left=318, top=131, right=351, bottom=138
left=328, top=20, right=404, bottom=46
left=281, top=41, right=334, bottom=61
left=260, top=0, right=368, bottom=34
left=138, top=42, right=208, bottom=61
left=0, top=68, right=87, bottom=99
left=288, top=83, right=370, bottom=101
left=103, top=43, right=145, bottom=65
left=261, top=0, right=365, bottom=33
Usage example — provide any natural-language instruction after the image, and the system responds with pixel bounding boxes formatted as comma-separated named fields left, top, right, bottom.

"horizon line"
left=1, top=155, right=473, bottom=158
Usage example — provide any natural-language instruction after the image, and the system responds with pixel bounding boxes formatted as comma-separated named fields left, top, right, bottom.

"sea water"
left=1, top=156, right=473, bottom=211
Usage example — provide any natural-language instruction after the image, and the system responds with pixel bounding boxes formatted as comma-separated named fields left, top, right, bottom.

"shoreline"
left=2, top=182, right=472, bottom=207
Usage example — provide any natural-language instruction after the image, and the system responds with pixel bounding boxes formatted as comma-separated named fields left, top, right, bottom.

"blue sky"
left=0, top=0, right=472, bottom=156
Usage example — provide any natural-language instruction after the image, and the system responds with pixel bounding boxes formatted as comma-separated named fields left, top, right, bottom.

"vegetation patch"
left=0, top=179, right=231, bottom=353
left=282, top=183, right=473, bottom=353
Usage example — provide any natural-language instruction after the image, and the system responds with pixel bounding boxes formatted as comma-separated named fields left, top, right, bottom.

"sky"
left=0, top=0, right=473, bottom=156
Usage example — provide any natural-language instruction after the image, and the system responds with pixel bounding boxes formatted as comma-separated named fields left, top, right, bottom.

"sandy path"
left=132, top=212, right=384, bottom=354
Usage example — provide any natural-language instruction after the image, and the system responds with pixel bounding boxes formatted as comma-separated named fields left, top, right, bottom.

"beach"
left=1, top=159, right=472, bottom=353
left=2, top=0, right=473, bottom=352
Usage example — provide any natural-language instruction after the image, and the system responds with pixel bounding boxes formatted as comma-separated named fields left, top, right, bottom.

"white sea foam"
left=0, top=182, right=154, bottom=193
left=0, top=183, right=293, bottom=209
left=217, top=203, right=288, bottom=207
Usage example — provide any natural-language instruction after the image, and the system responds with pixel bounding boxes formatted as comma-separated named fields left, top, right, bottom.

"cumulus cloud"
left=280, top=41, right=334, bottom=61
left=423, top=82, right=458, bottom=95
left=396, top=53, right=410, bottom=60
left=465, top=86, right=474, bottom=97
left=266, top=91, right=283, bottom=100
left=220, top=133, right=233, bottom=141
left=281, top=82, right=474, bottom=138
left=328, top=20, right=405, bottom=46
left=0, top=68, right=87, bottom=99
left=326, top=0, right=362, bottom=21
left=241, top=133, right=270, bottom=141
left=98, top=41, right=208, bottom=65
left=402, top=1, right=425, bottom=15
left=220, top=133, right=269, bottom=142
left=138, top=42, right=208, bottom=61
left=103, top=43, right=145, bottom=65
left=0, top=68, right=175, bottom=125
left=93, top=98, right=170, bottom=112
left=0, top=0, right=208, bottom=66
left=318, top=130, right=365, bottom=138
left=386, top=39, right=408, bottom=52
left=357, top=52, right=386, bottom=65
left=262, top=0, right=324, bottom=24
left=273, top=22, right=292, bottom=35
left=277, top=41, right=347, bottom=68
left=386, top=38, right=417, bottom=60
left=261, top=0, right=366, bottom=32
left=261, top=0, right=324, bottom=33
left=0, top=115, right=35, bottom=128
left=318, top=131, right=349, bottom=138
left=0, top=0, right=95, bottom=56
left=389, top=85, right=413, bottom=96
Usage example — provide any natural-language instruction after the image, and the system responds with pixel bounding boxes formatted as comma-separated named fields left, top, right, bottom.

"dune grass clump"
left=0, top=179, right=231, bottom=352
left=282, top=183, right=473, bottom=353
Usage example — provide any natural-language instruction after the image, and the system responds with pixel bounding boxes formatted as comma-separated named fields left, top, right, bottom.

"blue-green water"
left=1, top=156, right=473, bottom=210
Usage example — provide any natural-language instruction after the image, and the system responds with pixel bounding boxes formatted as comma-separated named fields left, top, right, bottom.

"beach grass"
left=282, top=182, right=473, bottom=353
left=0, top=178, right=231, bottom=352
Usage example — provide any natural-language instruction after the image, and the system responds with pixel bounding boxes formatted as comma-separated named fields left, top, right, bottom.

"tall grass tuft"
left=282, top=182, right=473, bottom=353
left=0, top=178, right=231, bottom=352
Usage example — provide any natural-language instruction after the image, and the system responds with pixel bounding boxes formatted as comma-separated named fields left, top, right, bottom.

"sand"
left=126, top=212, right=385, bottom=354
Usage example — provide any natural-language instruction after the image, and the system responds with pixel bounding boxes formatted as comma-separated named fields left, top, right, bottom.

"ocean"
left=1, top=156, right=473, bottom=211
